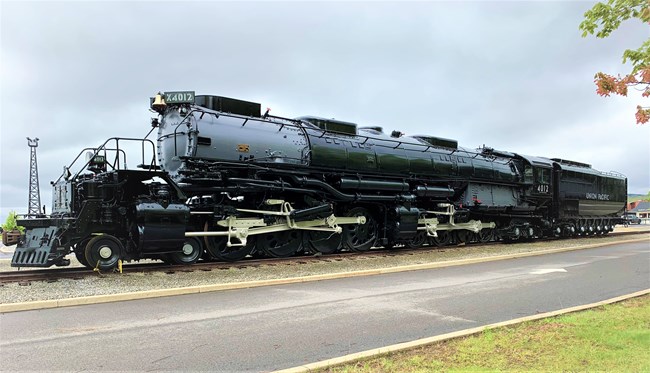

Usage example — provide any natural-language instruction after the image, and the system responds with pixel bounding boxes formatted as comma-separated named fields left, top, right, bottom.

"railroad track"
left=1, top=231, right=646, bottom=285
left=0, top=249, right=409, bottom=285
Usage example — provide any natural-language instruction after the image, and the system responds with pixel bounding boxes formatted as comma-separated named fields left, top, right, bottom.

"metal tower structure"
left=27, top=137, right=41, bottom=218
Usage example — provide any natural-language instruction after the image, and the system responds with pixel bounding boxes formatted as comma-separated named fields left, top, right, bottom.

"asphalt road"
left=0, top=241, right=648, bottom=372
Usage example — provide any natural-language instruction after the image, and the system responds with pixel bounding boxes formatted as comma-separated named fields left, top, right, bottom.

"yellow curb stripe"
left=273, top=289, right=650, bottom=373
left=1, top=236, right=647, bottom=313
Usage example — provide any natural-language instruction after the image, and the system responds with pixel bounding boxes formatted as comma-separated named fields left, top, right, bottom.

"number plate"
left=164, top=91, right=195, bottom=104
left=535, top=184, right=550, bottom=194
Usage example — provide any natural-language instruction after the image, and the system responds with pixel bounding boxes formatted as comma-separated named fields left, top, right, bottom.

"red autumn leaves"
left=594, top=67, right=650, bottom=124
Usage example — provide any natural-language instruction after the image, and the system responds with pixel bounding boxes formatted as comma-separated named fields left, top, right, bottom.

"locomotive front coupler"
left=10, top=217, right=74, bottom=267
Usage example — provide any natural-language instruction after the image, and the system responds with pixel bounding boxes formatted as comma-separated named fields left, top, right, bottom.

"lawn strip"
left=325, top=295, right=650, bottom=373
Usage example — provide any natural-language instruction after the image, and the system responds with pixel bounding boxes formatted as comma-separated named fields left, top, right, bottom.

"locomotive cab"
left=517, top=154, right=554, bottom=200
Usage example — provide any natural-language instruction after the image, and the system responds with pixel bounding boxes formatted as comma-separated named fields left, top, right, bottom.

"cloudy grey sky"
left=1, top=1, right=648, bottom=221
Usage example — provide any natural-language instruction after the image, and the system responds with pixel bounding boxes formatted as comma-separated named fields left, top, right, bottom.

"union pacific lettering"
left=585, top=193, right=610, bottom=201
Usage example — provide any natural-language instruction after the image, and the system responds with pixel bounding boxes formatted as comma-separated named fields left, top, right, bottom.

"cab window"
left=536, top=168, right=550, bottom=184
left=524, top=166, right=533, bottom=183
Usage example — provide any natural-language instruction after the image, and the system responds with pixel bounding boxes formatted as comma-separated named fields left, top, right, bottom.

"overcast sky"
left=1, top=1, right=648, bottom=221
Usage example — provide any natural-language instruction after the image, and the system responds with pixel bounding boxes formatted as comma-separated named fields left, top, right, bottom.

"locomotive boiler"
left=8, top=91, right=627, bottom=269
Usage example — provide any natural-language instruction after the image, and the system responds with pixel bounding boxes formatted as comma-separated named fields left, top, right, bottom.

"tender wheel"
left=74, top=239, right=91, bottom=268
left=259, top=230, right=304, bottom=258
left=170, top=238, right=202, bottom=265
left=84, top=235, right=122, bottom=270
left=577, top=221, right=587, bottom=236
left=205, top=236, right=255, bottom=262
left=602, top=221, right=611, bottom=235
left=342, top=207, right=378, bottom=252
left=567, top=223, right=577, bottom=237
left=305, top=230, right=343, bottom=254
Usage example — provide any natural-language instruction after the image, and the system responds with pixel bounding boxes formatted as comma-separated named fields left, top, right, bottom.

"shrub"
left=2, top=211, right=25, bottom=233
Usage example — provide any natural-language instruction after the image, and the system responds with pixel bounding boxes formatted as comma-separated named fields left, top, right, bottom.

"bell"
left=152, top=92, right=167, bottom=113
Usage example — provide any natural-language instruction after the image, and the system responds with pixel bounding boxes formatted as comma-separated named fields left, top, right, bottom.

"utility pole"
left=27, top=137, right=41, bottom=218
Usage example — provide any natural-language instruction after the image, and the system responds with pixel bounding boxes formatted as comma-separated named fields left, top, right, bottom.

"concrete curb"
left=273, top=289, right=650, bottom=373
left=1, top=236, right=648, bottom=313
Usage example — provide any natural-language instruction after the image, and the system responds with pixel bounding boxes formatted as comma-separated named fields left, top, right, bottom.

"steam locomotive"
left=9, top=91, right=627, bottom=269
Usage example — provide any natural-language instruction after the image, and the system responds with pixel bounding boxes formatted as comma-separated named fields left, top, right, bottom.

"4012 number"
left=535, top=184, right=549, bottom=194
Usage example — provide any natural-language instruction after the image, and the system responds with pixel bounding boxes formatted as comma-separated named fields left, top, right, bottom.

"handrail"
left=602, top=171, right=626, bottom=178
left=167, top=109, right=217, bottom=157
left=53, top=137, right=157, bottom=184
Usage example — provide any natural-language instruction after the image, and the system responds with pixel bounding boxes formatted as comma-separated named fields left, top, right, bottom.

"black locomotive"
left=8, top=91, right=627, bottom=269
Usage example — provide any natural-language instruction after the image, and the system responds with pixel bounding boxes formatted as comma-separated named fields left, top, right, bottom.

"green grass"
left=325, top=295, right=650, bottom=372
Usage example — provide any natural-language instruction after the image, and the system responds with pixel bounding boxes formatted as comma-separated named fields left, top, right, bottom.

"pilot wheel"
left=84, top=235, right=123, bottom=270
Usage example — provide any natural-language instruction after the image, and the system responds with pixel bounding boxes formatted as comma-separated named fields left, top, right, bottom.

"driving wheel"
left=406, top=231, right=427, bottom=248
left=205, top=236, right=256, bottom=262
left=478, top=228, right=494, bottom=243
left=305, top=230, right=343, bottom=254
left=342, top=207, right=378, bottom=252
left=429, top=231, right=451, bottom=247
left=258, top=230, right=304, bottom=258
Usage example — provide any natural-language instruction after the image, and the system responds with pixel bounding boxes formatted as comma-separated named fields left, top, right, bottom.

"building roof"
left=630, top=201, right=650, bottom=212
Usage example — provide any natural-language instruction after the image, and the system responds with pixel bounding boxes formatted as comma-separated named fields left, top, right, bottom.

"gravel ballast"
left=1, top=233, right=648, bottom=305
